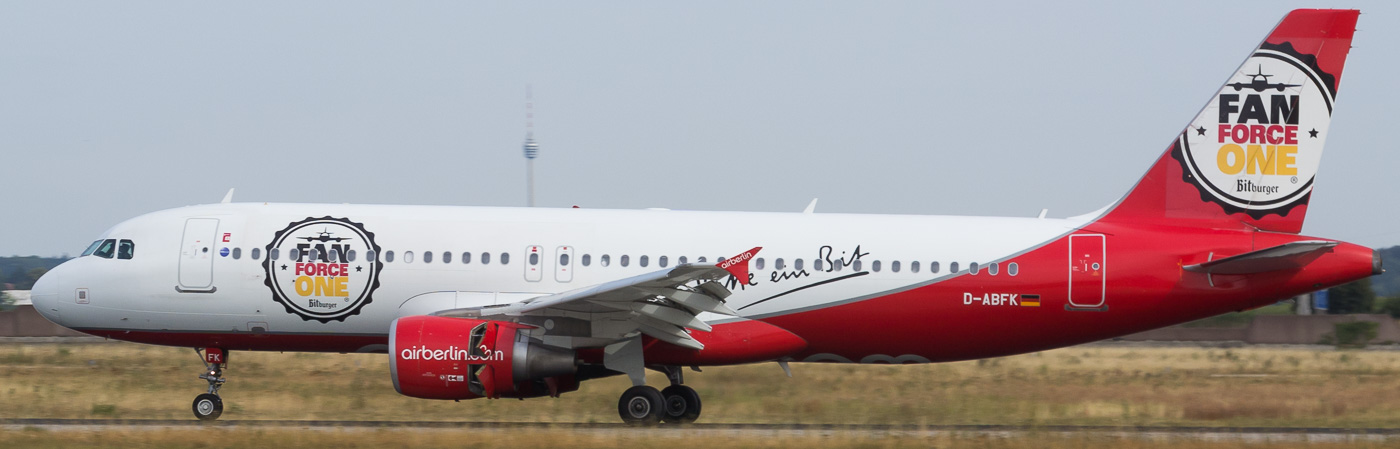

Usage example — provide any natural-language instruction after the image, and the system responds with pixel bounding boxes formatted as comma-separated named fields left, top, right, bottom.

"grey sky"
left=3, top=1, right=1398, bottom=257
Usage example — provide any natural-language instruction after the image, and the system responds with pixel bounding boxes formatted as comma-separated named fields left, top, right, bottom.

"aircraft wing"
left=1183, top=240, right=1337, bottom=275
left=435, top=247, right=760, bottom=350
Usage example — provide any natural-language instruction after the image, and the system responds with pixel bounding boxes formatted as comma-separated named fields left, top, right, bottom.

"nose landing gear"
left=192, top=348, right=227, bottom=421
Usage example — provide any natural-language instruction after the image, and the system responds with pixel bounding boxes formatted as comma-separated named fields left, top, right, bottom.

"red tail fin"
left=1100, top=9, right=1359, bottom=234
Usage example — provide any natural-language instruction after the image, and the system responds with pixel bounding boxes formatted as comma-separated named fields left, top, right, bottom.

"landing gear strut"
left=192, top=348, right=227, bottom=421
left=615, top=366, right=702, bottom=425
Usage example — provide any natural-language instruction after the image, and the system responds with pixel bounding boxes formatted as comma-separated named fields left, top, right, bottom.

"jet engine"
left=390, top=315, right=578, bottom=400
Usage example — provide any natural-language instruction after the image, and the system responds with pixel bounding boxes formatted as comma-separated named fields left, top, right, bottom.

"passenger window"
left=443, top=252, right=453, bottom=264
left=755, top=258, right=764, bottom=270
left=640, top=255, right=649, bottom=267
left=404, top=251, right=415, bottom=263
left=423, top=251, right=433, bottom=263
left=82, top=240, right=103, bottom=257
left=500, top=253, right=510, bottom=265
left=462, top=252, right=471, bottom=264
left=659, top=255, right=668, bottom=267
left=794, top=258, right=804, bottom=271
left=679, top=256, right=688, bottom=264
left=1008, top=262, right=1019, bottom=276
left=970, top=262, right=979, bottom=274
left=775, top=258, right=785, bottom=270
left=308, top=249, right=320, bottom=262
left=989, top=262, right=999, bottom=275
left=854, top=260, right=864, bottom=272
left=621, top=255, right=630, bottom=267
left=815, top=259, right=825, bottom=271
left=366, top=250, right=376, bottom=262
left=328, top=249, right=339, bottom=262
left=601, top=254, right=611, bottom=267
left=950, top=262, right=960, bottom=273
left=560, top=254, right=570, bottom=266
left=582, top=254, right=591, bottom=266
left=232, top=248, right=242, bottom=260
left=385, top=251, right=395, bottom=263
left=891, top=261, right=900, bottom=273
left=117, top=240, right=135, bottom=260
left=530, top=253, right=540, bottom=266
left=251, top=248, right=262, bottom=260
left=290, top=248, right=301, bottom=261
left=696, top=257, right=706, bottom=263
left=270, top=248, right=280, bottom=261
left=481, top=252, right=491, bottom=264
left=346, top=249, right=356, bottom=262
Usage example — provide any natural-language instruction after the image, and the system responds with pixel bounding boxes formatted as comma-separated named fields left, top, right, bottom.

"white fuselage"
left=35, top=202, right=1087, bottom=353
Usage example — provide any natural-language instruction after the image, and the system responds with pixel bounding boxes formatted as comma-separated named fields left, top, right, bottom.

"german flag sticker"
left=1021, top=294, right=1041, bottom=307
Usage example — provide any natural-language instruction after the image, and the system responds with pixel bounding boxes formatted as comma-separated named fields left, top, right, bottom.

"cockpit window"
left=117, top=240, right=135, bottom=260
left=82, top=240, right=103, bottom=257
left=92, top=239, right=117, bottom=259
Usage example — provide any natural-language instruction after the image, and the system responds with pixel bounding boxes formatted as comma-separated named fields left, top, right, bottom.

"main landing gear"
left=192, top=348, right=227, bottom=421
left=617, top=366, right=701, bottom=425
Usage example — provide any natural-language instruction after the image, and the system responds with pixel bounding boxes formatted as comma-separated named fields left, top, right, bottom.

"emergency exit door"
left=1068, top=234, right=1105, bottom=308
left=178, top=218, right=219, bottom=292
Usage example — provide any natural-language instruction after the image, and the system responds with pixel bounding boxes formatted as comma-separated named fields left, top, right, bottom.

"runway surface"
left=2, top=419, right=1397, bottom=442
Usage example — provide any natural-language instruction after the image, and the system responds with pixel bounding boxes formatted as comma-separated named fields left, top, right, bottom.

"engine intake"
left=390, top=315, right=577, bottom=400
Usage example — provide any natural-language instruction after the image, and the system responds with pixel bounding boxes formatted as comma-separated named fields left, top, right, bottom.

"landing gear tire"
left=192, top=393, right=223, bottom=421
left=660, top=385, right=701, bottom=424
left=618, top=385, right=664, bottom=426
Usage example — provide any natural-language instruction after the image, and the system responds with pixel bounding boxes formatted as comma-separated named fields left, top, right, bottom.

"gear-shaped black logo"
left=263, top=216, right=382, bottom=323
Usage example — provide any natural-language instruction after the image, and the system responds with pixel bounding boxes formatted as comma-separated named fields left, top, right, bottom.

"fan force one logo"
left=263, top=217, right=382, bottom=323
left=1177, top=44, right=1335, bottom=217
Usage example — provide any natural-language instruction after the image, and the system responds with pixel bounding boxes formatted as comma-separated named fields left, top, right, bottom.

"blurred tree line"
left=1325, top=277, right=1400, bottom=317
left=0, top=256, right=69, bottom=290
left=1319, top=246, right=1400, bottom=316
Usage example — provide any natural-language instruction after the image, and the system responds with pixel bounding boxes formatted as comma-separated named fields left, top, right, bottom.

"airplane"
left=1226, top=64, right=1304, bottom=92
left=29, top=9, right=1372, bottom=425
left=299, top=229, right=352, bottom=243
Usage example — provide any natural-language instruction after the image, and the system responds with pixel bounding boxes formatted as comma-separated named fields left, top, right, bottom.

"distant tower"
left=523, top=85, right=539, bottom=207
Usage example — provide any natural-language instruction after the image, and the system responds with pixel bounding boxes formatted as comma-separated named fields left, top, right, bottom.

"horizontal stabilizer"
left=1184, top=240, right=1338, bottom=275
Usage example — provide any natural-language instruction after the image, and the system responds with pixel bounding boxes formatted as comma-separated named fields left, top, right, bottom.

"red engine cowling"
left=390, top=315, right=578, bottom=400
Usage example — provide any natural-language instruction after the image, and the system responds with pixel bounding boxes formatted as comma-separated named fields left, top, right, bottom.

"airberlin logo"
left=264, top=217, right=382, bottom=323
left=399, top=345, right=505, bottom=362
left=1176, top=43, right=1335, bottom=218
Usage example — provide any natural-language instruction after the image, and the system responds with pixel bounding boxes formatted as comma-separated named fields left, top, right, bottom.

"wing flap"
left=634, top=303, right=712, bottom=332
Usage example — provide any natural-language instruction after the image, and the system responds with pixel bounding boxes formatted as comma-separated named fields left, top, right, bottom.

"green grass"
left=1, top=427, right=1393, bottom=449
left=4, top=342, right=1400, bottom=428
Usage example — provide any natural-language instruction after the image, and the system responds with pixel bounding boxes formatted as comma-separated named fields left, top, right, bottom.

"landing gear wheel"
left=617, top=385, right=664, bottom=426
left=192, top=393, right=223, bottom=421
left=660, top=385, right=701, bottom=424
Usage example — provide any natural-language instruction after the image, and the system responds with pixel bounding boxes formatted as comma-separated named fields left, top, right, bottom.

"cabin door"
left=178, top=218, right=220, bottom=292
left=1068, top=234, right=1106, bottom=308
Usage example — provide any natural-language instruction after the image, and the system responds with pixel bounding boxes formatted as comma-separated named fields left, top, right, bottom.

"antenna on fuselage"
left=523, top=85, right=539, bottom=207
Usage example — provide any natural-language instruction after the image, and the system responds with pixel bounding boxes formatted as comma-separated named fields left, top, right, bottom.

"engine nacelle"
left=390, top=315, right=578, bottom=400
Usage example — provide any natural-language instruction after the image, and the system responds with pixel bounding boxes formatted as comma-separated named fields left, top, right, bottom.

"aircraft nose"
left=30, top=265, right=64, bottom=325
